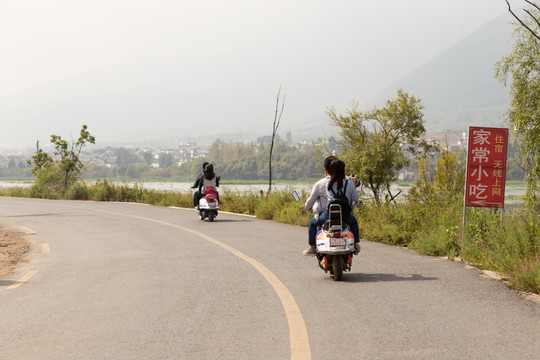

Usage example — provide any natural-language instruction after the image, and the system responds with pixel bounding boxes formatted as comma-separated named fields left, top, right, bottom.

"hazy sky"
left=0, top=1, right=519, bottom=150
left=1, top=0, right=509, bottom=97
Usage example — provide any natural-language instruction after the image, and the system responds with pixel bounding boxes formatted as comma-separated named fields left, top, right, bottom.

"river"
left=0, top=180, right=526, bottom=202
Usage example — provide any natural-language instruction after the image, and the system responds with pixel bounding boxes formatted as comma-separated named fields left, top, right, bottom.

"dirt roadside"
left=0, top=231, right=29, bottom=279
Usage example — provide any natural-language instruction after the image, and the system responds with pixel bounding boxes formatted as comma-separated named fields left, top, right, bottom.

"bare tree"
left=268, top=87, right=285, bottom=194
left=505, top=0, right=540, bottom=40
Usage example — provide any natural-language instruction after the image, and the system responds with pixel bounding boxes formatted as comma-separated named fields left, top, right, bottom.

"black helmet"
left=203, top=163, right=214, bottom=177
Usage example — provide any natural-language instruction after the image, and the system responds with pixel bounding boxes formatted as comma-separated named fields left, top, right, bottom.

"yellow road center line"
left=42, top=243, right=50, bottom=254
left=7, top=270, right=39, bottom=290
left=86, top=207, right=311, bottom=360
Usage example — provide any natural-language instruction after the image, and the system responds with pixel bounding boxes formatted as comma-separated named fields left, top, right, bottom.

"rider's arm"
left=304, top=186, right=318, bottom=211
left=348, top=180, right=359, bottom=207
left=191, top=173, right=202, bottom=189
left=198, top=178, right=204, bottom=194
left=304, top=178, right=326, bottom=211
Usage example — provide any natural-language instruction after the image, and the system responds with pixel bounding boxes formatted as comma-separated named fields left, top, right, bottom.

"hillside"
left=369, top=14, right=514, bottom=132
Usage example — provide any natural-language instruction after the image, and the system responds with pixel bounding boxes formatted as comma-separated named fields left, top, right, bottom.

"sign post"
left=464, top=127, right=509, bottom=226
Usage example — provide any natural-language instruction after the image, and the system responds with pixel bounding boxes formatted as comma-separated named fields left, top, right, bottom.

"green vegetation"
left=27, top=125, right=95, bottom=198
left=77, top=139, right=323, bottom=182
left=496, top=5, right=540, bottom=211
left=328, top=89, right=436, bottom=204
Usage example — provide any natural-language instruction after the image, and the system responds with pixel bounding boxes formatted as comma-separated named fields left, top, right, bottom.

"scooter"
left=315, top=203, right=356, bottom=281
left=292, top=191, right=356, bottom=281
left=197, top=186, right=219, bottom=222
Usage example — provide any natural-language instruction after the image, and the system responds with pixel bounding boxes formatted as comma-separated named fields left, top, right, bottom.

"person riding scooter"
left=304, top=159, right=360, bottom=256
left=196, top=163, right=220, bottom=208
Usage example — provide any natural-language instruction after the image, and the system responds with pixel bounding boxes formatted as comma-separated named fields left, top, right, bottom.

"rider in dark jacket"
left=195, top=163, right=220, bottom=208
left=192, top=162, right=209, bottom=207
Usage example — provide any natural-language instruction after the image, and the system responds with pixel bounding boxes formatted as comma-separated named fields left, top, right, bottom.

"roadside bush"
left=0, top=187, right=31, bottom=198
left=457, top=207, right=539, bottom=293
left=274, top=202, right=311, bottom=226
left=509, top=253, right=540, bottom=293
left=409, top=223, right=462, bottom=258
left=88, top=179, right=116, bottom=201
left=66, top=181, right=90, bottom=200
left=357, top=202, right=415, bottom=246
left=255, top=196, right=280, bottom=219
left=220, top=189, right=260, bottom=215
left=147, top=191, right=191, bottom=207
left=254, top=188, right=306, bottom=222
left=30, top=164, right=65, bottom=199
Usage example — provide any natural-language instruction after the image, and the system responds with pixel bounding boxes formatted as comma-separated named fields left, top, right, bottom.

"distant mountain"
left=368, top=14, right=514, bottom=132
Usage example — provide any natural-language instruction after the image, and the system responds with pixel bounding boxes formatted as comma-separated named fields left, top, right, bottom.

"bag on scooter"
left=204, top=186, right=219, bottom=201
left=328, top=180, right=351, bottom=216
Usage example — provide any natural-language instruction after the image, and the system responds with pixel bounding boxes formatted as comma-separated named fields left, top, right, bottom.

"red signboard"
left=465, top=126, right=509, bottom=208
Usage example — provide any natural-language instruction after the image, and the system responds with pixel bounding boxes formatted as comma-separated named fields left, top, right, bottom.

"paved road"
left=0, top=197, right=538, bottom=360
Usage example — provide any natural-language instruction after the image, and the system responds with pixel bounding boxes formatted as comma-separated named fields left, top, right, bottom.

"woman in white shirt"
left=302, top=156, right=336, bottom=219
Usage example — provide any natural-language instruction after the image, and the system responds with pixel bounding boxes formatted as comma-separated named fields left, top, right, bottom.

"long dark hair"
left=203, top=163, right=215, bottom=180
left=323, top=156, right=337, bottom=172
left=328, top=159, right=346, bottom=191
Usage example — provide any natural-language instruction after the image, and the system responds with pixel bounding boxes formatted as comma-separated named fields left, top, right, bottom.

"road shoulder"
left=0, top=230, right=29, bottom=279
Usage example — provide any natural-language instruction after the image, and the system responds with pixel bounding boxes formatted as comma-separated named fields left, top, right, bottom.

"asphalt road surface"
left=1, top=197, right=538, bottom=360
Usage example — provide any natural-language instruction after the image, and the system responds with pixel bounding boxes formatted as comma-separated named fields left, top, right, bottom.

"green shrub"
left=357, top=203, right=414, bottom=246
left=89, top=179, right=116, bottom=201
left=220, top=189, right=260, bottom=215
left=66, top=181, right=90, bottom=200
left=509, top=253, right=540, bottom=293
left=254, top=197, right=279, bottom=219
left=30, top=164, right=65, bottom=199
left=409, top=225, right=456, bottom=257
left=0, top=187, right=31, bottom=198
left=274, top=202, right=311, bottom=226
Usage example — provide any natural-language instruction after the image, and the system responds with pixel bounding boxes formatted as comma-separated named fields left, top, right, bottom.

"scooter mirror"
left=291, top=191, right=300, bottom=202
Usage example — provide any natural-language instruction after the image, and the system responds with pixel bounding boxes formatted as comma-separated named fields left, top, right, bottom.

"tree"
left=142, top=151, right=153, bottom=165
left=27, top=141, right=53, bottom=175
left=328, top=89, right=434, bottom=204
left=49, top=125, right=96, bottom=190
left=505, top=1, right=540, bottom=40
left=408, top=144, right=465, bottom=206
left=496, top=2, right=540, bottom=209
left=268, top=87, right=285, bottom=194
left=158, top=152, right=174, bottom=168
left=114, top=148, right=141, bottom=166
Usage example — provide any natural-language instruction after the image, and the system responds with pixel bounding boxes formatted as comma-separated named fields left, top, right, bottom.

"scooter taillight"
left=333, top=232, right=341, bottom=238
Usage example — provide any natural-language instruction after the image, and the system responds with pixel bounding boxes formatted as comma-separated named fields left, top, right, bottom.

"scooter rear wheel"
left=332, top=255, right=343, bottom=281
